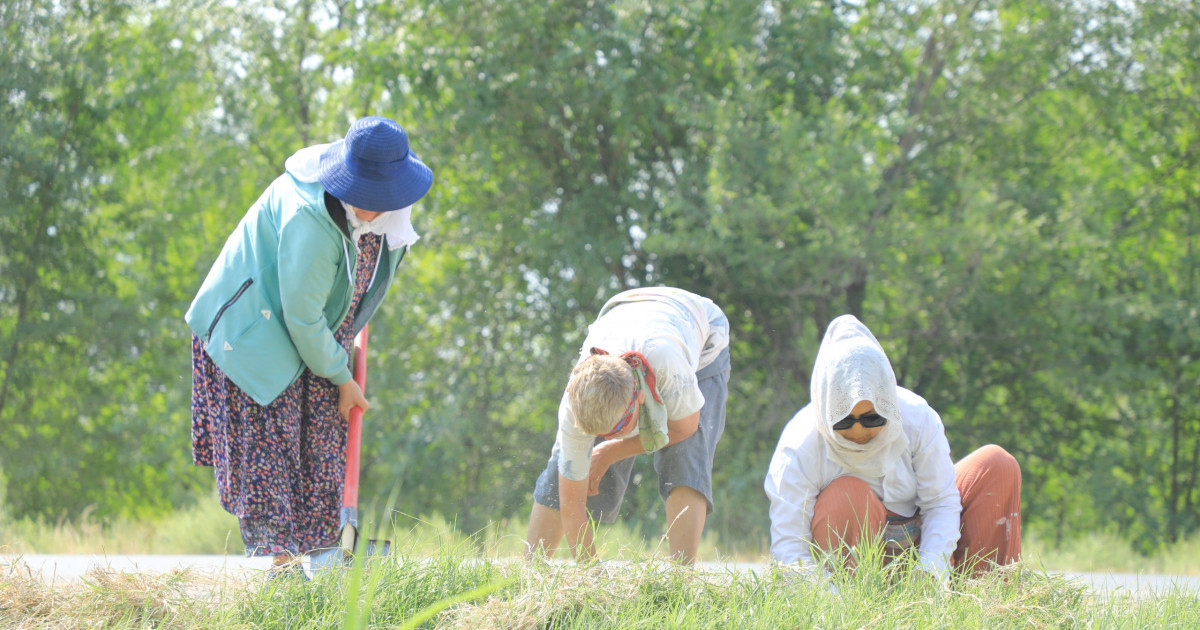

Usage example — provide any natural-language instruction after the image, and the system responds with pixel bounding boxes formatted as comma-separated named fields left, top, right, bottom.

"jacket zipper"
left=367, top=245, right=382, bottom=290
left=206, top=278, right=254, bottom=341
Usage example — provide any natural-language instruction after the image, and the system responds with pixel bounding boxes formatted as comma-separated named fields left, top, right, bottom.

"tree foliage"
left=1, top=0, right=1196, bottom=553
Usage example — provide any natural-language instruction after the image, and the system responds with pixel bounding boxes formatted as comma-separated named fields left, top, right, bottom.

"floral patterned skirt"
left=190, top=334, right=350, bottom=556
left=190, top=233, right=381, bottom=557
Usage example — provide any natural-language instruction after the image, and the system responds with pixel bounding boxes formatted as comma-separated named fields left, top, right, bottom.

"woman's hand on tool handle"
left=337, top=379, right=370, bottom=421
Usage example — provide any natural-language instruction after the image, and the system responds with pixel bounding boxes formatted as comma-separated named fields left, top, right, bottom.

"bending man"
left=525, top=287, right=731, bottom=564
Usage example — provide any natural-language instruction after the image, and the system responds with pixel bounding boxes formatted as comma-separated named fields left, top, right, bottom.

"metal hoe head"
left=306, top=506, right=392, bottom=575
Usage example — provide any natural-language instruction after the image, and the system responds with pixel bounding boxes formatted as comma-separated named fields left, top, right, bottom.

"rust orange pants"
left=811, top=444, right=1021, bottom=575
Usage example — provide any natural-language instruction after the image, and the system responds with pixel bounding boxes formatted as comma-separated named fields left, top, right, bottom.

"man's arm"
left=559, top=474, right=596, bottom=561
left=565, top=409, right=704, bottom=560
left=666, top=410, right=700, bottom=445
left=586, top=410, right=701, bottom=494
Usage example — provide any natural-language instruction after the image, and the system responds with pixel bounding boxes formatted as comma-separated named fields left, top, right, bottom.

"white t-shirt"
left=763, top=386, right=962, bottom=574
left=555, top=289, right=729, bottom=481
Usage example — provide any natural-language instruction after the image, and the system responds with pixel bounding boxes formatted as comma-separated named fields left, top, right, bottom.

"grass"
left=1023, top=530, right=1200, bottom=576
left=0, top=493, right=733, bottom=562
left=5, top=492, right=1200, bottom=576
left=1, top=497, right=244, bottom=556
left=4, top=540, right=1200, bottom=629
left=5, top=497, right=1200, bottom=627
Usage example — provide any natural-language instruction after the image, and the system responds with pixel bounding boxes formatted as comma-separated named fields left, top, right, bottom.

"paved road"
left=6, top=554, right=1200, bottom=599
left=5, top=554, right=273, bottom=584
left=695, top=560, right=1200, bottom=599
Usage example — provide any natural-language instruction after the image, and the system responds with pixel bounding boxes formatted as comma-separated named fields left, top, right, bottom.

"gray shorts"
left=532, top=347, right=730, bottom=523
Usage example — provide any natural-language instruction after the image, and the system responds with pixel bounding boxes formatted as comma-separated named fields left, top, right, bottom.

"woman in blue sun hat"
left=186, top=116, right=432, bottom=573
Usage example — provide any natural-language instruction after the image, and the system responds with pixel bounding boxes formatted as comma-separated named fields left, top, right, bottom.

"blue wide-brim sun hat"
left=318, top=116, right=433, bottom=212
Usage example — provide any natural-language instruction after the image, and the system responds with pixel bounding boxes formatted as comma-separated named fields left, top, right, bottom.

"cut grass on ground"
left=4, top=547, right=1200, bottom=629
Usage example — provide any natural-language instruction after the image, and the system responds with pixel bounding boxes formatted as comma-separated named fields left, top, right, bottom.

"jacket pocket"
left=203, top=282, right=303, bottom=406
left=205, top=278, right=254, bottom=341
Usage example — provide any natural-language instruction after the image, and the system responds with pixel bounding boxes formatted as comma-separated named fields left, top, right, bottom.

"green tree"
left=0, top=0, right=241, bottom=519
left=3, top=0, right=1198, bottom=556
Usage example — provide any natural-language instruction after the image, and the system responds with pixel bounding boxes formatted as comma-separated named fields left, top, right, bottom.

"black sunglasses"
left=832, top=412, right=888, bottom=431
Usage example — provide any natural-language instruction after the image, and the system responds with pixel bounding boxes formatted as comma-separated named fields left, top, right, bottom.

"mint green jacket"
left=185, top=172, right=405, bottom=405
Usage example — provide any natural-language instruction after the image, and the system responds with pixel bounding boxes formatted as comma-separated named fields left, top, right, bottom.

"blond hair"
left=568, top=354, right=635, bottom=435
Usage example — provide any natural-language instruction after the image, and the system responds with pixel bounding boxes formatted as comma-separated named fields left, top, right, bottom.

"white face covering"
left=341, top=201, right=419, bottom=250
left=343, top=201, right=390, bottom=241
left=811, top=314, right=909, bottom=477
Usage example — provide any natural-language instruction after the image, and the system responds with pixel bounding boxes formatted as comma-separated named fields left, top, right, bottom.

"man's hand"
left=337, top=379, right=369, bottom=421
left=588, top=444, right=615, bottom=495
left=586, top=436, right=647, bottom=495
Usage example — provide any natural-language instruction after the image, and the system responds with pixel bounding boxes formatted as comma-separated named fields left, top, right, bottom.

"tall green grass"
left=1, top=494, right=242, bottom=555
left=3, top=492, right=1200, bottom=576
left=1024, top=530, right=1200, bottom=576
left=0, top=492, right=726, bottom=561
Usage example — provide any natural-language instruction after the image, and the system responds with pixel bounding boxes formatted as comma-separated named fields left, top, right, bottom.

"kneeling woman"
left=764, top=315, right=1021, bottom=577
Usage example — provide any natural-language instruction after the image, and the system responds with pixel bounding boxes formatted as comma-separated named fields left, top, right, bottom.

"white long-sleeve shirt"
left=763, top=386, right=962, bottom=575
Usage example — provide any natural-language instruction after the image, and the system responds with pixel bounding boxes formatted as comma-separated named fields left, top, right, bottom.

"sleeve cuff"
left=919, top=553, right=952, bottom=579
left=330, top=368, right=354, bottom=387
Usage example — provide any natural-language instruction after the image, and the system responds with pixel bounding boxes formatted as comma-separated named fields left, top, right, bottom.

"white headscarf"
left=811, top=314, right=909, bottom=477
left=285, top=143, right=421, bottom=251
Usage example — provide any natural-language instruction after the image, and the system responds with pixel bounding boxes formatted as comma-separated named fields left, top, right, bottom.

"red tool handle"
left=342, top=324, right=369, bottom=509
